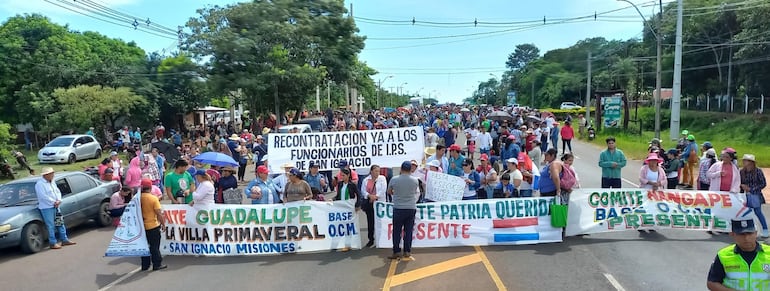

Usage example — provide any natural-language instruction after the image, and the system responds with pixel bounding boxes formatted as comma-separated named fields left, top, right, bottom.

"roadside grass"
left=0, top=149, right=122, bottom=183
left=586, top=129, right=770, bottom=167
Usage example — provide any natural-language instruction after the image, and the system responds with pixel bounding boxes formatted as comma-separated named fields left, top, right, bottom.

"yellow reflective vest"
left=718, top=244, right=770, bottom=291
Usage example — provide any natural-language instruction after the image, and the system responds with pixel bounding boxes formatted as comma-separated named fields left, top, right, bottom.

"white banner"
left=160, top=200, right=361, bottom=256
left=425, top=171, right=465, bottom=202
left=267, top=127, right=425, bottom=172
left=374, top=198, right=562, bottom=248
left=566, top=188, right=748, bottom=236
left=105, top=193, right=150, bottom=257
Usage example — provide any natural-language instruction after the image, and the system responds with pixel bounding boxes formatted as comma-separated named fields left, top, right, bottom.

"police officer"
left=707, top=218, right=770, bottom=290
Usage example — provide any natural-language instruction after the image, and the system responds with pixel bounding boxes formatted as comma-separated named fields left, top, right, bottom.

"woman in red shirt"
left=560, top=121, right=575, bottom=154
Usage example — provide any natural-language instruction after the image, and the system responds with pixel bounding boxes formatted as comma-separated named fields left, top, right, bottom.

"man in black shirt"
left=707, top=218, right=770, bottom=291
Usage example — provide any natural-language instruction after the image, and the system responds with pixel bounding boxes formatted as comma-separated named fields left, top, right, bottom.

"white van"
left=278, top=124, right=312, bottom=133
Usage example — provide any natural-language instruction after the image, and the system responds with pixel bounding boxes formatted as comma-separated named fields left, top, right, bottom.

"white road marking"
left=621, top=177, right=640, bottom=188
left=603, top=273, right=627, bottom=291
left=98, top=267, right=141, bottom=291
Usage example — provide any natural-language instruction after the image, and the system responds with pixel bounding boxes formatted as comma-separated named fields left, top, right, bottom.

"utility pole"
left=586, top=52, right=591, bottom=123
left=669, top=0, right=684, bottom=141
left=530, top=80, right=535, bottom=108
left=654, top=0, right=663, bottom=139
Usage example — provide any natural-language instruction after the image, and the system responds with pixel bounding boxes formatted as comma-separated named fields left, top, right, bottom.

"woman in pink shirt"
left=706, top=148, right=741, bottom=193
left=123, top=157, right=143, bottom=192
left=560, top=121, right=575, bottom=154
left=109, top=185, right=132, bottom=226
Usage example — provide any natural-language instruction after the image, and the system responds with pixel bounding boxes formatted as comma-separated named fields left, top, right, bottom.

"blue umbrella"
left=192, top=152, right=239, bottom=167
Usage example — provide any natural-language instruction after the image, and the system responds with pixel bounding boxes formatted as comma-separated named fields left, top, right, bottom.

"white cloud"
left=2, top=0, right=142, bottom=16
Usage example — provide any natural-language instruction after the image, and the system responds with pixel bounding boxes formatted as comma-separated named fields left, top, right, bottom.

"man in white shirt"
left=35, top=167, right=76, bottom=249
left=477, top=126, right=493, bottom=157
left=427, top=145, right=450, bottom=173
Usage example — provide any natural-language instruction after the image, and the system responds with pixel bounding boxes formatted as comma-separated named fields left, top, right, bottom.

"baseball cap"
left=104, top=168, right=114, bottom=174
left=731, top=218, right=756, bottom=234
left=401, top=161, right=413, bottom=171
left=681, top=129, right=689, bottom=135
left=687, top=134, right=695, bottom=141
left=338, top=160, right=349, bottom=169
left=479, top=154, right=489, bottom=161
left=140, top=178, right=153, bottom=188
left=506, top=158, right=518, bottom=164
left=195, top=169, right=208, bottom=177
left=448, top=144, right=462, bottom=152
left=309, top=161, right=319, bottom=168
left=289, top=168, right=301, bottom=176
left=256, top=165, right=269, bottom=174
left=427, top=160, right=441, bottom=168
left=110, top=151, right=118, bottom=156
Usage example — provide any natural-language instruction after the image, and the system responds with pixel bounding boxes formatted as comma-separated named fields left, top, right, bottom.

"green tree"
left=184, top=0, right=364, bottom=117
left=50, top=85, right=147, bottom=133
left=156, top=53, right=208, bottom=126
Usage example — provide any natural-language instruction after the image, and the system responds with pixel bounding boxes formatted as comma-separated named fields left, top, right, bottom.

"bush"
left=541, top=108, right=596, bottom=119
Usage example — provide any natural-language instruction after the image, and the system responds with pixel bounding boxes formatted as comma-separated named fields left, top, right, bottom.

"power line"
left=43, top=0, right=179, bottom=40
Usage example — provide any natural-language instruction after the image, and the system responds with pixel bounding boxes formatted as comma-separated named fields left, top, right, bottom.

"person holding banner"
left=639, top=153, right=667, bottom=191
left=538, top=149, right=562, bottom=197
left=109, top=185, right=132, bottom=227
left=361, top=165, right=387, bottom=248
left=139, top=178, right=166, bottom=271
left=245, top=166, right=280, bottom=204
left=706, top=218, right=770, bottom=291
left=284, top=168, right=313, bottom=202
left=190, top=170, right=215, bottom=206
left=707, top=148, right=741, bottom=193
left=387, top=161, right=421, bottom=260
left=739, top=154, right=768, bottom=238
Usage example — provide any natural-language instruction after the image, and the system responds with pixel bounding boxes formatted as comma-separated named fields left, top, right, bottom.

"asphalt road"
left=0, top=136, right=757, bottom=291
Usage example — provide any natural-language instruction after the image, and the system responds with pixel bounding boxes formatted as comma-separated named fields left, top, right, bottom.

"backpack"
left=560, top=164, right=577, bottom=191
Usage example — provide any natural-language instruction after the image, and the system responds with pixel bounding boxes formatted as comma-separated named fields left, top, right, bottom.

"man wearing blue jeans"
left=387, top=161, right=420, bottom=261
left=35, top=167, right=76, bottom=249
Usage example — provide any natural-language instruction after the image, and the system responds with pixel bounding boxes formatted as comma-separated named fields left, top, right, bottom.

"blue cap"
left=702, top=141, right=713, bottom=149
left=289, top=168, right=301, bottom=176
left=732, top=218, right=756, bottom=234
left=338, top=160, right=348, bottom=169
left=195, top=169, right=208, bottom=177
left=401, top=161, right=412, bottom=171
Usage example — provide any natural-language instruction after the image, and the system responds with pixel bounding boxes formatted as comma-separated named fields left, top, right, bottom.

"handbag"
left=747, top=193, right=762, bottom=208
left=550, top=196, right=568, bottom=228
left=54, top=209, right=64, bottom=227
left=223, top=188, right=243, bottom=204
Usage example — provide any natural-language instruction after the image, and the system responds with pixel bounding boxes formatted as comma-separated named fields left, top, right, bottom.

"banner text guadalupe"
left=161, top=200, right=361, bottom=256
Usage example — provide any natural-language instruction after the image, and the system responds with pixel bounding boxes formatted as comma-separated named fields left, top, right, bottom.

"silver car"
left=38, top=134, right=102, bottom=164
left=0, top=172, right=118, bottom=253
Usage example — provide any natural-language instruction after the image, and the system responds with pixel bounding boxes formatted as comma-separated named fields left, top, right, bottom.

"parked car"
left=38, top=135, right=102, bottom=164
left=278, top=124, right=313, bottom=133
left=559, top=102, right=582, bottom=110
left=295, top=117, right=327, bottom=132
left=0, top=172, right=118, bottom=253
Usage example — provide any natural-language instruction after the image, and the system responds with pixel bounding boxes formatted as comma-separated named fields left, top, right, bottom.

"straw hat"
left=40, top=167, right=55, bottom=175
left=228, top=134, right=240, bottom=141
left=742, top=154, right=756, bottom=162
left=424, top=147, right=436, bottom=156
left=220, top=166, right=236, bottom=172
left=280, top=162, right=294, bottom=169
left=262, top=127, right=271, bottom=135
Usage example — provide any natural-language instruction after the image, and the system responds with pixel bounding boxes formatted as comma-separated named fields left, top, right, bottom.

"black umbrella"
left=151, top=141, right=181, bottom=166
left=487, top=111, right=514, bottom=122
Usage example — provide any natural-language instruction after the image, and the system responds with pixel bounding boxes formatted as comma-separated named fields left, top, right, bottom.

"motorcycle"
left=0, top=157, right=15, bottom=180
left=587, top=126, right=596, bottom=141
left=12, top=150, right=34, bottom=175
